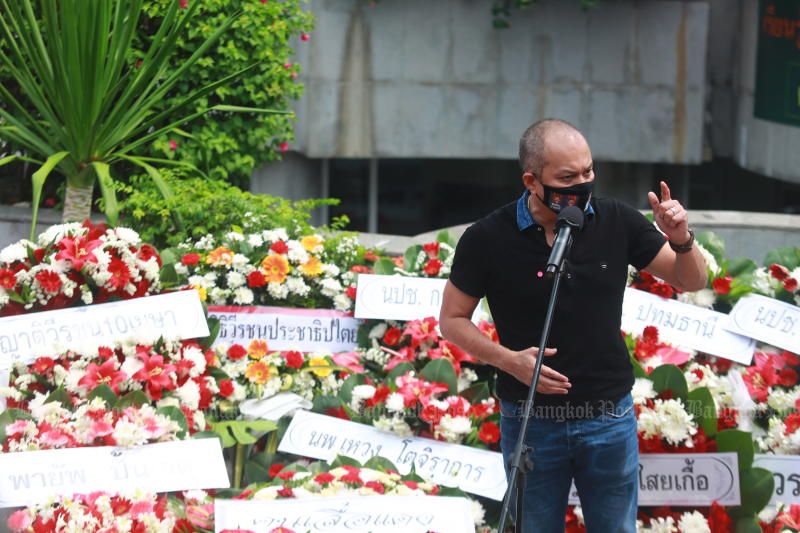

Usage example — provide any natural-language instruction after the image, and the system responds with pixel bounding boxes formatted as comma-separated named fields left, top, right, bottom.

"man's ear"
left=522, top=172, right=537, bottom=190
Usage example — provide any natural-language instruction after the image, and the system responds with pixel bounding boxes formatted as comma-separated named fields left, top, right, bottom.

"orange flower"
left=301, top=235, right=323, bottom=252
left=261, top=254, right=290, bottom=283
left=300, top=256, right=323, bottom=277
left=206, top=246, right=234, bottom=266
left=248, top=340, right=270, bottom=359
left=245, top=360, right=273, bottom=384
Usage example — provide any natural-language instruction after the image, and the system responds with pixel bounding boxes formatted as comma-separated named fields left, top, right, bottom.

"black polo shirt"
left=448, top=192, right=665, bottom=413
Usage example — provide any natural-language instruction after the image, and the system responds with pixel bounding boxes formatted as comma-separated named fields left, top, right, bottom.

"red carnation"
left=364, top=481, right=385, bottom=494
left=650, top=282, right=673, bottom=299
left=181, top=253, right=201, bottom=266
left=247, top=271, right=267, bottom=288
left=283, top=350, right=303, bottom=369
left=345, top=286, right=357, bottom=299
left=770, top=264, right=790, bottom=281
left=708, top=501, right=733, bottom=533
left=383, top=327, right=402, bottom=346
left=278, top=470, right=296, bottom=480
left=218, top=380, right=235, bottom=398
left=350, top=265, right=371, bottom=274
left=423, top=258, right=443, bottom=276
left=422, top=242, right=440, bottom=258
left=364, top=250, right=379, bottom=262
left=35, top=270, right=62, bottom=293
left=227, top=344, right=247, bottom=360
left=137, top=244, right=162, bottom=267
left=712, top=275, right=732, bottom=295
left=270, top=241, right=289, bottom=254
left=31, top=357, right=56, bottom=374
left=268, top=463, right=285, bottom=478
left=785, top=277, right=798, bottom=292
left=314, top=472, right=335, bottom=485
left=478, top=421, right=500, bottom=444
left=642, top=326, right=659, bottom=344
left=276, top=485, right=294, bottom=498
left=779, top=368, right=799, bottom=387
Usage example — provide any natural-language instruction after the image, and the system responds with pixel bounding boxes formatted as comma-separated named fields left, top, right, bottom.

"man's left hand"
left=647, top=181, right=690, bottom=243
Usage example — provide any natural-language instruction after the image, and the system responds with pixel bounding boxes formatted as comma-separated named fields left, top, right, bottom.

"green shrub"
left=118, top=169, right=339, bottom=249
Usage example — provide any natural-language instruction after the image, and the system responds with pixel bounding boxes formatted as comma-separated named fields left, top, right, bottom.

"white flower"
left=182, top=346, right=207, bottom=378
left=677, top=511, right=710, bottom=533
left=113, top=227, right=141, bottom=245
left=637, top=399, right=697, bottom=447
left=286, top=277, right=310, bottom=297
left=695, top=243, right=720, bottom=276
left=631, top=378, right=657, bottom=405
left=208, top=287, right=230, bottom=305
left=435, top=415, right=472, bottom=442
left=232, top=253, right=250, bottom=266
left=471, top=500, right=487, bottom=527
left=319, top=277, right=343, bottom=298
left=268, top=282, right=289, bottom=300
left=247, top=234, right=264, bottom=247
left=643, top=516, right=677, bottom=533
left=678, top=288, right=716, bottom=309
left=0, top=242, right=29, bottom=263
left=369, top=323, right=388, bottom=339
left=37, top=223, right=82, bottom=246
left=351, top=384, right=376, bottom=402
left=385, top=392, right=406, bottom=413
left=225, top=231, right=244, bottom=242
left=226, top=271, right=245, bottom=288
left=233, top=286, right=254, bottom=305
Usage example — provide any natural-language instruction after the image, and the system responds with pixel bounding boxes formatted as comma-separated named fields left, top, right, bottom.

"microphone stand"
left=497, top=251, right=572, bottom=533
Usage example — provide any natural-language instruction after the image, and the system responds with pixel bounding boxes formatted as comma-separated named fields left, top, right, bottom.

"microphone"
left=545, top=206, right=585, bottom=276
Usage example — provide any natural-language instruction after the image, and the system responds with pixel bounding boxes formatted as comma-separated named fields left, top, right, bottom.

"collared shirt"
left=516, top=189, right=595, bottom=231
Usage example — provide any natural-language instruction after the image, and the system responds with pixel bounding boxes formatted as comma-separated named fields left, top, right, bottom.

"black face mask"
left=537, top=180, right=594, bottom=213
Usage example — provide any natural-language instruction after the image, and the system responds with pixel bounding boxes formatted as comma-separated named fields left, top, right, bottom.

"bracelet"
left=669, top=229, right=695, bottom=254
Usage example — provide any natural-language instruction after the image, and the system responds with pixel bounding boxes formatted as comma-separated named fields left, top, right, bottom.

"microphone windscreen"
left=557, top=205, right=585, bottom=230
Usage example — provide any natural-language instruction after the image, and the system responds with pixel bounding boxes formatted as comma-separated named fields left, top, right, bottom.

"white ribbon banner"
left=725, top=294, right=800, bottom=354
left=0, top=438, right=229, bottom=508
left=621, top=287, right=756, bottom=364
left=354, top=274, right=489, bottom=322
left=214, top=495, right=476, bottom=533
left=209, top=305, right=363, bottom=353
left=278, top=410, right=506, bottom=500
left=754, top=454, right=800, bottom=506
left=0, top=369, right=7, bottom=414
left=0, top=291, right=209, bottom=370
left=568, top=453, right=740, bottom=506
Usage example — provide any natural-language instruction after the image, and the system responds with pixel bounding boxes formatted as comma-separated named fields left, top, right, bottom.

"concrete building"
left=252, top=0, right=800, bottom=249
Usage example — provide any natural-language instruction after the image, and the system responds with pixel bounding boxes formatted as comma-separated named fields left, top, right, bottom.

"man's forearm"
left=440, top=316, right=513, bottom=373
left=672, top=245, right=708, bottom=292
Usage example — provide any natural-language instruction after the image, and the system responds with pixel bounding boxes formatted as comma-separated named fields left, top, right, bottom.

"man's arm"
left=439, top=280, right=569, bottom=394
left=643, top=181, right=708, bottom=292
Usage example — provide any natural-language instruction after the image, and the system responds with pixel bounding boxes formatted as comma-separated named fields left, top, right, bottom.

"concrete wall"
left=290, top=0, right=709, bottom=164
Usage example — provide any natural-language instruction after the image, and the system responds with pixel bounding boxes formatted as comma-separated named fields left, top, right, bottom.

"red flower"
left=0, top=268, right=16, bottom=289
left=227, top=344, right=247, bottom=360
left=276, top=485, right=294, bottom=498
left=422, top=242, right=440, bottom=258
left=55, top=235, right=103, bottom=271
left=383, top=327, right=402, bottom=346
left=350, top=265, right=371, bottom=274
left=137, top=244, right=162, bottom=267
left=770, top=264, right=790, bottom=281
left=270, top=241, right=289, bottom=254
left=218, top=380, right=235, bottom=398
left=478, top=421, right=500, bottom=443
left=314, top=472, right=335, bottom=484
left=712, top=275, right=732, bottom=295
left=300, top=33, right=310, bottom=41
left=169, top=140, right=178, bottom=150
left=31, top=357, right=56, bottom=374
left=364, top=250, right=379, bottom=262
left=785, top=277, right=799, bottom=292
left=132, top=352, right=177, bottom=400
left=181, top=253, right=201, bottom=266
left=364, top=480, right=385, bottom=494
left=283, top=350, right=303, bottom=369
left=365, top=385, right=391, bottom=408
left=247, top=271, right=267, bottom=288
left=324, top=406, right=350, bottom=420
left=268, top=463, right=285, bottom=478
left=785, top=412, right=800, bottom=435
left=708, top=501, right=733, bottom=533
left=278, top=470, right=296, bottom=480
left=279, top=141, right=289, bottom=152
left=403, top=316, right=440, bottom=350
left=423, top=258, right=443, bottom=276
left=179, top=0, right=187, bottom=8
left=345, top=286, right=357, bottom=299
left=478, top=321, right=499, bottom=343
left=650, top=282, right=674, bottom=299
left=35, top=270, right=62, bottom=293
left=107, top=257, right=132, bottom=289
left=340, top=466, right=362, bottom=484
left=785, top=351, right=800, bottom=366
left=779, top=368, right=799, bottom=387
left=78, top=360, right=127, bottom=394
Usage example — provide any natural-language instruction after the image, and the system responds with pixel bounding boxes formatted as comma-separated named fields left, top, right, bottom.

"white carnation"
left=333, top=294, right=352, bottom=311
left=678, top=288, right=716, bottom=309
left=247, top=234, right=264, bottom=247
left=113, top=227, right=141, bottom=245
left=631, top=378, right=657, bottom=405
left=175, top=380, right=201, bottom=410
left=268, top=282, right=289, bottom=300
left=226, top=271, right=245, bottom=288
left=0, top=242, right=29, bottom=263
left=385, top=392, right=406, bottom=413
left=677, top=511, right=710, bottom=533
left=286, top=276, right=310, bottom=297
left=637, top=398, right=697, bottom=447
left=233, top=286, right=254, bottom=305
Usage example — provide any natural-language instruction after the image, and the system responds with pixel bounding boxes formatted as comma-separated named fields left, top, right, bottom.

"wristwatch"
left=669, top=229, right=695, bottom=254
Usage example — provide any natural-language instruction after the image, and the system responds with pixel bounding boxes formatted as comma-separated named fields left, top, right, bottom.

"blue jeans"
left=499, top=394, right=638, bottom=533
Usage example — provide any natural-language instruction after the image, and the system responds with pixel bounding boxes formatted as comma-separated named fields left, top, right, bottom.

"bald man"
left=440, top=119, right=707, bottom=532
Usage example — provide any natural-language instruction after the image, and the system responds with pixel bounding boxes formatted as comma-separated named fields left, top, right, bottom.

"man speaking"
left=439, top=118, right=707, bottom=532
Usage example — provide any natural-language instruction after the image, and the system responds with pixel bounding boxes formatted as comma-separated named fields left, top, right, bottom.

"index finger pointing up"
left=660, top=181, right=672, bottom=203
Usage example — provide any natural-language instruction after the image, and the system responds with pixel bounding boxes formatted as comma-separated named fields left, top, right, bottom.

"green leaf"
left=92, top=162, right=119, bottom=225
left=88, top=385, right=118, bottom=407
left=687, top=387, right=717, bottom=437
left=727, top=257, right=758, bottom=277
left=435, top=230, right=457, bottom=248
left=157, top=405, right=189, bottom=438
left=459, top=382, right=490, bottom=403
left=630, top=354, right=647, bottom=379
left=330, top=455, right=362, bottom=468
left=339, top=373, right=367, bottom=404
left=734, top=517, right=764, bottom=533
left=716, top=429, right=755, bottom=471
left=403, top=244, right=422, bottom=271
left=311, top=395, right=343, bottom=414
left=245, top=458, right=270, bottom=484
left=0, top=409, right=34, bottom=442
left=115, top=390, right=149, bottom=410
left=738, top=467, right=774, bottom=517
left=200, top=316, right=220, bottom=348
left=44, top=386, right=72, bottom=408
left=696, top=231, right=725, bottom=263
left=373, top=257, right=398, bottom=275
left=420, top=358, right=458, bottom=395
left=386, top=362, right=415, bottom=386
left=763, top=246, right=800, bottom=270
left=647, top=364, right=688, bottom=402
left=209, top=419, right=277, bottom=448
left=159, top=263, right=178, bottom=285
left=29, top=151, right=69, bottom=240
left=363, top=455, right=399, bottom=473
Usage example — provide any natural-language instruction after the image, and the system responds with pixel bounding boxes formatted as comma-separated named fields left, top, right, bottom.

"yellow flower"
left=300, top=256, right=323, bottom=277
left=260, top=254, right=291, bottom=284
left=193, top=285, right=207, bottom=302
left=245, top=360, right=276, bottom=384
left=308, top=357, right=332, bottom=377
left=247, top=340, right=270, bottom=359
left=206, top=246, right=235, bottom=266
left=301, top=235, right=324, bottom=252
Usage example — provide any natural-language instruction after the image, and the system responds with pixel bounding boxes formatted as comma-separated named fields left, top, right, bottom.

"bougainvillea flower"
left=261, top=254, right=290, bottom=283
left=206, top=246, right=235, bottom=266
left=403, top=316, right=440, bottom=350
left=78, top=360, right=128, bottom=394
left=300, top=256, right=323, bottom=277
